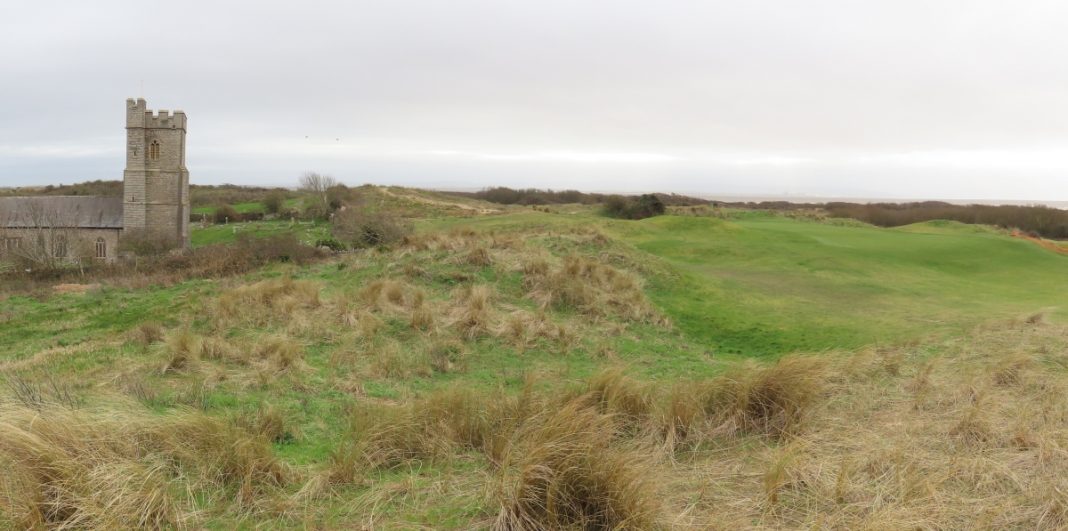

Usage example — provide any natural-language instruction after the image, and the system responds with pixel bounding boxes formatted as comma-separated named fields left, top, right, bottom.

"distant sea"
left=702, top=195, right=1068, bottom=209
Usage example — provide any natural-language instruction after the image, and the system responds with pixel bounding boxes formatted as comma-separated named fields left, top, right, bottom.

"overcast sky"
left=2, top=0, right=1067, bottom=200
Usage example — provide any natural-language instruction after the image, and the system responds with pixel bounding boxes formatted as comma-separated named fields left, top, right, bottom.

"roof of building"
left=0, top=196, right=123, bottom=229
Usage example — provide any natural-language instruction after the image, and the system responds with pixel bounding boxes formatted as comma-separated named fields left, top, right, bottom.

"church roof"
left=0, top=196, right=123, bottom=229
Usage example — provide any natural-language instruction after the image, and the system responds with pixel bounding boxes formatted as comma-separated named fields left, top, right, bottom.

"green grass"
left=5, top=206, right=1068, bottom=527
left=605, top=214, right=1068, bottom=355
left=191, top=198, right=301, bottom=215
left=190, top=219, right=330, bottom=247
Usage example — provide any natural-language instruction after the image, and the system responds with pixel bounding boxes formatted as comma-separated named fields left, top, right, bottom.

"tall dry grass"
left=0, top=403, right=290, bottom=529
left=214, top=277, right=321, bottom=327
left=523, top=255, right=664, bottom=324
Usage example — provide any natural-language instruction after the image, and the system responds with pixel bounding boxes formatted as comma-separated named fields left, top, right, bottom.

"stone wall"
left=0, top=227, right=122, bottom=264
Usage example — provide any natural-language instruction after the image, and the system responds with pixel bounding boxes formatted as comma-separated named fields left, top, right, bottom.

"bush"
left=331, top=207, right=411, bottom=248
left=262, top=191, right=286, bottom=215
left=315, top=237, right=346, bottom=252
left=602, top=194, right=666, bottom=220
left=444, top=186, right=708, bottom=207
left=213, top=204, right=240, bottom=224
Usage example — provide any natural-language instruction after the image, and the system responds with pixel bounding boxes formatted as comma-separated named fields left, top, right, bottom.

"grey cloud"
left=2, top=0, right=1067, bottom=200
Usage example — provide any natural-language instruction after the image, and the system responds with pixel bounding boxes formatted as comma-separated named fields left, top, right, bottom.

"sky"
left=2, top=0, right=1068, bottom=200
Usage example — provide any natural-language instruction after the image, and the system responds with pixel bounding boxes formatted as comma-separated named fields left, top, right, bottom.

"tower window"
left=95, top=238, right=107, bottom=259
left=149, top=140, right=161, bottom=161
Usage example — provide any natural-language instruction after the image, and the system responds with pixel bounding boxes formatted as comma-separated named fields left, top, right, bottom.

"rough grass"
left=6, top=210, right=1068, bottom=528
left=0, top=403, right=289, bottom=529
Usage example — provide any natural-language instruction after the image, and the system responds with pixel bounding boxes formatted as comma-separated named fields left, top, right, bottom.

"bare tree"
left=299, top=172, right=338, bottom=216
left=1, top=201, right=81, bottom=271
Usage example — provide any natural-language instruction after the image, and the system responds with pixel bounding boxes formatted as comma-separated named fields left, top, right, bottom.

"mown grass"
left=190, top=220, right=330, bottom=247
left=4, top=202, right=1068, bottom=528
left=607, top=214, right=1068, bottom=355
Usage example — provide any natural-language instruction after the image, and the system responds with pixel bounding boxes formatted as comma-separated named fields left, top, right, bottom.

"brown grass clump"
left=950, top=406, right=995, bottom=445
left=464, top=246, right=492, bottom=267
left=200, top=336, right=244, bottom=364
left=452, top=284, right=497, bottom=339
left=215, top=277, right=321, bottom=326
left=368, top=340, right=432, bottom=379
left=256, top=337, right=304, bottom=372
left=358, top=279, right=424, bottom=312
left=493, top=401, right=662, bottom=530
left=0, top=403, right=289, bottom=529
left=652, top=356, right=827, bottom=447
left=581, top=367, right=653, bottom=430
left=427, top=339, right=467, bottom=374
left=235, top=403, right=296, bottom=444
left=345, top=309, right=384, bottom=339
left=725, top=356, right=827, bottom=437
left=139, top=411, right=290, bottom=507
left=336, top=403, right=439, bottom=473
left=992, top=353, right=1033, bottom=386
left=523, top=255, right=662, bottom=323
left=130, top=321, right=164, bottom=350
left=409, top=304, right=435, bottom=331
left=162, top=329, right=203, bottom=373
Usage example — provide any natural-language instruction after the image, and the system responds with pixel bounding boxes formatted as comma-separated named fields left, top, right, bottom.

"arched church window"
left=149, top=140, right=160, bottom=161
left=95, top=238, right=107, bottom=259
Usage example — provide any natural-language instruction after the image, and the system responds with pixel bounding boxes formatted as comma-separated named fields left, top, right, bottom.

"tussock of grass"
left=129, top=322, right=164, bottom=349
left=493, top=401, right=662, bottom=530
left=426, top=339, right=466, bottom=374
left=655, top=356, right=827, bottom=447
left=523, top=255, right=664, bottom=323
left=358, top=279, right=424, bottom=312
left=580, top=367, right=653, bottom=430
left=369, top=340, right=432, bottom=379
left=409, top=304, right=435, bottom=331
left=162, top=329, right=202, bottom=373
left=720, top=355, right=827, bottom=437
left=235, top=403, right=297, bottom=444
left=0, top=403, right=289, bottom=529
left=256, top=336, right=304, bottom=372
left=463, top=246, right=492, bottom=267
left=452, top=284, right=497, bottom=339
left=215, top=277, right=321, bottom=326
left=344, top=309, right=384, bottom=339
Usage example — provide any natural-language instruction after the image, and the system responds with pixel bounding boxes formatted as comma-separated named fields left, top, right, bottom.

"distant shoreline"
left=702, top=195, right=1068, bottom=209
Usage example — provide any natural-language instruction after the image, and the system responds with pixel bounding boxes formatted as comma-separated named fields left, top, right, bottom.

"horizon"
left=4, top=1, right=1068, bottom=201
left=6, top=178, right=1068, bottom=209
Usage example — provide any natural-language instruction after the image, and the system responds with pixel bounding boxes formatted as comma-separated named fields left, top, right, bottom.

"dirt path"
left=1011, top=230, right=1068, bottom=255
left=377, top=187, right=501, bottom=215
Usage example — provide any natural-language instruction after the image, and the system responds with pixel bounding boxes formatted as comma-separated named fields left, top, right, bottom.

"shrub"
left=213, top=204, right=240, bottom=224
left=331, top=207, right=412, bottom=248
left=118, top=228, right=180, bottom=256
left=262, top=191, right=286, bottom=215
left=315, top=237, right=346, bottom=252
left=602, top=194, right=666, bottom=220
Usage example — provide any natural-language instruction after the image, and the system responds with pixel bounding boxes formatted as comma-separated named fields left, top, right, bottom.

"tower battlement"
left=126, top=98, right=187, bottom=130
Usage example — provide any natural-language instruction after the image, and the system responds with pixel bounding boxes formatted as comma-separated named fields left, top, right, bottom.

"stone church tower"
left=122, top=98, right=190, bottom=248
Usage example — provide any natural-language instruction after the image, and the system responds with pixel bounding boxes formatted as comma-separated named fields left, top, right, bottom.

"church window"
left=95, top=238, right=107, bottom=259
left=54, top=236, right=68, bottom=258
left=149, top=140, right=161, bottom=161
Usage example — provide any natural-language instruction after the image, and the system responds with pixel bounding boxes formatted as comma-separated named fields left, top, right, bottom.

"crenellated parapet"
left=126, top=98, right=187, bottom=130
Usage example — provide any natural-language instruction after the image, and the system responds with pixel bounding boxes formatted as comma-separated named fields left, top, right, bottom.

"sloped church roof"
left=0, top=196, right=123, bottom=229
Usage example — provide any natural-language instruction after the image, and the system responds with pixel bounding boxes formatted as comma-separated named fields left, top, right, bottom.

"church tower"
left=122, top=98, right=190, bottom=248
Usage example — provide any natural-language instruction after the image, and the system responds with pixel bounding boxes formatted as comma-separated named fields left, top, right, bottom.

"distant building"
left=0, top=99, right=190, bottom=263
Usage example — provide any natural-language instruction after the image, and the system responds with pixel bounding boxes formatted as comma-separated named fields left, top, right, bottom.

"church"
left=0, top=99, right=190, bottom=263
